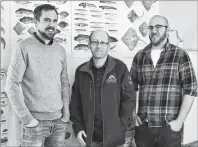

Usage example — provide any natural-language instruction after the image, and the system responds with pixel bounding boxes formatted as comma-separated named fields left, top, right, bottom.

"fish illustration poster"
left=10, top=1, right=72, bottom=58
left=1, top=1, right=11, bottom=146
left=8, top=0, right=159, bottom=59
left=71, top=1, right=159, bottom=59
left=1, top=1, right=159, bottom=146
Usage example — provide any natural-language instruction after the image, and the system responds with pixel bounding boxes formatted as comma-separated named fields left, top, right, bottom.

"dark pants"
left=134, top=122, right=182, bottom=147
left=90, top=141, right=123, bottom=147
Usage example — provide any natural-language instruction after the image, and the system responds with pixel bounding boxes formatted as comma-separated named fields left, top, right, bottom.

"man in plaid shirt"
left=130, top=15, right=197, bottom=147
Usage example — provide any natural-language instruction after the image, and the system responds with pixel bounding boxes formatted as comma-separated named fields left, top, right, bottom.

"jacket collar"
left=80, top=55, right=116, bottom=74
left=144, top=39, right=171, bottom=55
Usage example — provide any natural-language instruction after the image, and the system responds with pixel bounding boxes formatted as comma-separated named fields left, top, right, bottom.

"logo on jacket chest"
left=106, top=75, right=117, bottom=83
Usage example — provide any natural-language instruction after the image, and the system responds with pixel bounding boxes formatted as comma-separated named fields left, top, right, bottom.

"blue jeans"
left=21, top=118, right=68, bottom=147
left=134, top=122, right=182, bottom=147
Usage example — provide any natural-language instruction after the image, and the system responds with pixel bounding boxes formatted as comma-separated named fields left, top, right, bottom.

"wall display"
left=71, top=1, right=159, bottom=59
left=121, top=27, right=147, bottom=51
left=139, top=21, right=148, bottom=37
left=128, top=10, right=144, bottom=23
left=71, top=1, right=121, bottom=59
left=141, top=0, right=157, bottom=11
left=10, top=0, right=72, bottom=57
left=1, top=1, right=10, bottom=147
left=1, top=68, right=7, bottom=80
left=0, top=37, right=6, bottom=49
left=1, top=1, right=160, bottom=146
left=124, top=0, right=134, bottom=8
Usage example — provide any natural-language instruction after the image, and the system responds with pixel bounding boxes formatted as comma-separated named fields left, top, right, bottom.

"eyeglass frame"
left=147, top=25, right=168, bottom=31
left=90, top=40, right=109, bottom=47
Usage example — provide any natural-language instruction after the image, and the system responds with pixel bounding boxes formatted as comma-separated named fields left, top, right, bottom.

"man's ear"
left=167, top=26, right=170, bottom=31
left=166, top=27, right=170, bottom=37
left=107, top=42, right=111, bottom=51
left=35, top=19, right=38, bottom=27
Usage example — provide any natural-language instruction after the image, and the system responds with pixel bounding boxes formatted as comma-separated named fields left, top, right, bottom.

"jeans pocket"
left=22, top=120, right=43, bottom=141
left=23, top=120, right=41, bottom=129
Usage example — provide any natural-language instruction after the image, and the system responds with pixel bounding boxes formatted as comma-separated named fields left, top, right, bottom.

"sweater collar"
left=33, top=32, right=53, bottom=45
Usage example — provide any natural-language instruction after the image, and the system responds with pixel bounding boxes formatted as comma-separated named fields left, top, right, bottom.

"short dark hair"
left=89, top=30, right=110, bottom=43
left=33, top=4, right=58, bottom=21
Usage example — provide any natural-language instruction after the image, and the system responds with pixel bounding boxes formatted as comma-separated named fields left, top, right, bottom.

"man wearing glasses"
left=130, top=15, right=197, bottom=147
left=70, top=29, right=136, bottom=147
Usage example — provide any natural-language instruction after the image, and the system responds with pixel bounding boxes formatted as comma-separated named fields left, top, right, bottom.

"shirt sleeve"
left=130, top=53, right=140, bottom=91
left=60, top=50, right=70, bottom=122
left=179, top=51, right=197, bottom=97
left=5, top=44, right=34, bottom=124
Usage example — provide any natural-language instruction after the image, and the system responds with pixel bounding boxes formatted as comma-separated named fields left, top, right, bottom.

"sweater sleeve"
left=60, top=49, right=70, bottom=122
left=5, top=44, right=34, bottom=124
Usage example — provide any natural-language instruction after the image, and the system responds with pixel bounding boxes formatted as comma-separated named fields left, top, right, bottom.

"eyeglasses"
left=90, top=41, right=109, bottom=47
left=148, top=25, right=168, bottom=30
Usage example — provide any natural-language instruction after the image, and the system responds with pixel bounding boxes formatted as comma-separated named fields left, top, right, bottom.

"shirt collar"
left=90, top=56, right=108, bottom=70
left=33, top=32, right=53, bottom=45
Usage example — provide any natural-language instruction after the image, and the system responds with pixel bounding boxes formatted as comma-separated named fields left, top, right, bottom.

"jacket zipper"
left=89, top=73, right=95, bottom=145
left=101, top=67, right=114, bottom=146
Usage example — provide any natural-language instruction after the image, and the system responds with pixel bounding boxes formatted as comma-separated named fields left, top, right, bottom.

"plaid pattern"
left=130, top=40, right=197, bottom=127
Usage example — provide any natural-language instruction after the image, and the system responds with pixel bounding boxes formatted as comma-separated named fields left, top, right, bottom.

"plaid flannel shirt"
left=130, top=40, right=197, bottom=127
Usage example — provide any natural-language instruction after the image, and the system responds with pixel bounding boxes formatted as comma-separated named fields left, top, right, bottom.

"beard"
left=149, top=31, right=167, bottom=46
left=38, top=27, right=55, bottom=40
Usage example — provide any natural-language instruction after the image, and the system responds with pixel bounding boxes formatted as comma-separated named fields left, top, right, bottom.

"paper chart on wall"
left=109, top=1, right=159, bottom=59
left=71, top=1, right=120, bottom=59
left=10, top=1, right=72, bottom=58
left=1, top=1, right=11, bottom=146
left=71, top=1, right=159, bottom=59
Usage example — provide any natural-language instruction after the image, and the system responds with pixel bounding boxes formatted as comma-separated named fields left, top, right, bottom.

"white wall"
left=159, top=1, right=197, bottom=51
left=159, top=1, right=198, bottom=144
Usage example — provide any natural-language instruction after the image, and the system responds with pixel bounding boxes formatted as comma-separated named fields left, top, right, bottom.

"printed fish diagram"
left=8, top=0, right=159, bottom=59
left=71, top=1, right=159, bottom=59
left=1, top=1, right=11, bottom=146
left=71, top=1, right=119, bottom=58
left=110, top=0, right=159, bottom=59
left=10, top=1, right=72, bottom=57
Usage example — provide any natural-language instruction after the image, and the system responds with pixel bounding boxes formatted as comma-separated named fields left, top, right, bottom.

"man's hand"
left=77, top=130, right=87, bottom=146
left=133, top=114, right=142, bottom=126
left=169, top=120, right=183, bottom=132
left=25, top=119, right=39, bottom=128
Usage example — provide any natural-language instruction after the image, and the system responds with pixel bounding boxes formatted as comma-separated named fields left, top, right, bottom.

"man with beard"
left=70, top=29, right=136, bottom=147
left=130, top=15, right=197, bottom=147
left=5, top=4, right=70, bottom=147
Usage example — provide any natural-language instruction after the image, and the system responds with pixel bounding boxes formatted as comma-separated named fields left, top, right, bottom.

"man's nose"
left=151, top=27, right=158, bottom=33
left=97, top=42, right=102, bottom=47
left=49, top=21, right=56, bottom=27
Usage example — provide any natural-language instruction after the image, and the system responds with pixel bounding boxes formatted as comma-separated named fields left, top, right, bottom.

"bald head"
left=89, top=29, right=109, bottom=43
left=149, top=15, right=169, bottom=28
left=88, top=29, right=110, bottom=60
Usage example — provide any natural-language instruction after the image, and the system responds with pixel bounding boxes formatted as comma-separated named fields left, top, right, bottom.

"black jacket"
left=70, top=56, right=136, bottom=147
